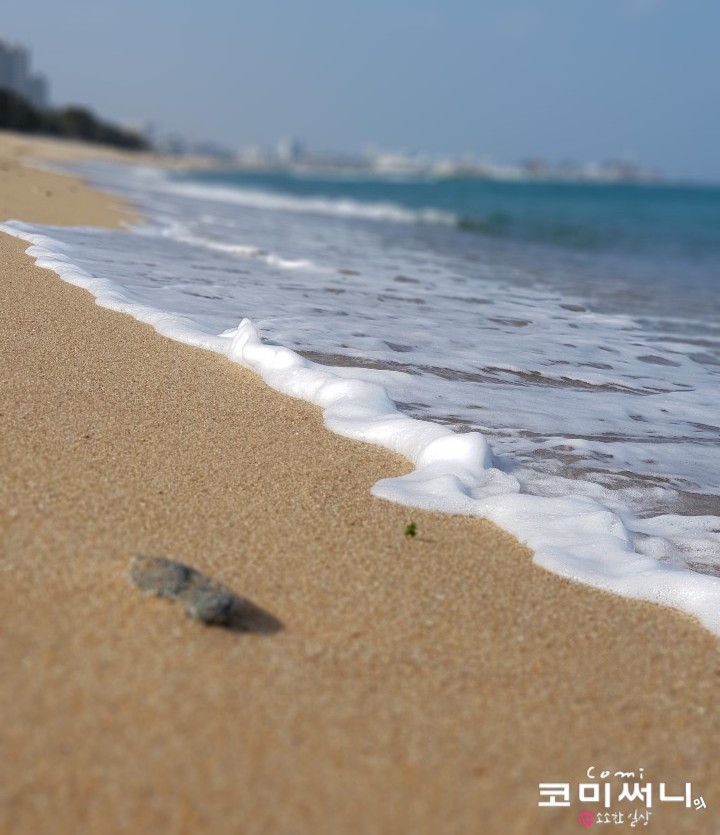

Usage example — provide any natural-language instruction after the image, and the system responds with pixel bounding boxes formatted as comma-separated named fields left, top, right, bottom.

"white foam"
left=0, top=222, right=228, bottom=354
left=160, top=221, right=318, bottom=271
left=3, top=158, right=720, bottom=636
left=172, top=316, right=720, bottom=634
left=160, top=178, right=456, bottom=227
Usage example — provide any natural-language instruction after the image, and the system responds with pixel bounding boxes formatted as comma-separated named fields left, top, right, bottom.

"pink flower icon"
left=578, top=810, right=595, bottom=828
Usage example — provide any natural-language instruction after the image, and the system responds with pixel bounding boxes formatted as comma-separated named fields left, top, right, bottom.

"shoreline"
left=1, top=132, right=718, bottom=834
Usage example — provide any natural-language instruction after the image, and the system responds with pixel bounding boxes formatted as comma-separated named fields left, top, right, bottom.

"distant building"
left=0, top=46, right=9, bottom=90
left=276, top=137, right=304, bottom=164
left=26, top=74, right=48, bottom=110
left=0, top=37, right=50, bottom=109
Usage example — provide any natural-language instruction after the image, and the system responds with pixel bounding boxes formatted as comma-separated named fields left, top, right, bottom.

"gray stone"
left=129, top=556, right=191, bottom=598
left=128, top=555, right=282, bottom=633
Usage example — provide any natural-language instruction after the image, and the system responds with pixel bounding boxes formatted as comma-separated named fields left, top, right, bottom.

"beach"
left=1, top=133, right=719, bottom=834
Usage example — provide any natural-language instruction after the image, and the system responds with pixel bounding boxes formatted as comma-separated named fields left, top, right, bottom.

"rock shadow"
left=129, top=555, right=283, bottom=635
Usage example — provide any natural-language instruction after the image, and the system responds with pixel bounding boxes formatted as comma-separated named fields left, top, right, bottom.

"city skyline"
left=0, top=32, right=706, bottom=185
left=0, top=36, right=49, bottom=110
left=1, top=1, right=719, bottom=181
left=0, top=38, right=672, bottom=184
left=224, top=136, right=668, bottom=184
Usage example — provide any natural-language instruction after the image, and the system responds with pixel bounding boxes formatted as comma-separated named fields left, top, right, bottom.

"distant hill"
left=0, top=87, right=149, bottom=151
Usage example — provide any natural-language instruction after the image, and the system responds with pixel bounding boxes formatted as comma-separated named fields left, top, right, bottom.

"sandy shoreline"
left=1, top=132, right=719, bottom=834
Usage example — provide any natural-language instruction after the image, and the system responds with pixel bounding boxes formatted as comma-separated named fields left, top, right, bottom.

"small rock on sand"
left=128, top=555, right=281, bottom=633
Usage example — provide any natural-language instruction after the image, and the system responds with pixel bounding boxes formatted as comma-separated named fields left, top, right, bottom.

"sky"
left=2, top=0, right=719, bottom=179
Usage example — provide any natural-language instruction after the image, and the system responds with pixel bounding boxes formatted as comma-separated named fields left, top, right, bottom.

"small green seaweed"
left=404, top=521, right=417, bottom=539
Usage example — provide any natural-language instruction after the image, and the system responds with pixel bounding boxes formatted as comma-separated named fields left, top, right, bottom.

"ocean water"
left=4, top=162, right=720, bottom=631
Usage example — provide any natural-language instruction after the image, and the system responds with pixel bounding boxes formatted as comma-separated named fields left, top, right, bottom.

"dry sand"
left=1, top=132, right=719, bottom=834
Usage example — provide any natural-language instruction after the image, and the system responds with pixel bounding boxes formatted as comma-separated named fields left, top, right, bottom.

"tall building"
left=276, top=137, right=305, bottom=164
left=0, top=37, right=50, bottom=109
left=26, top=74, right=48, bottom=110
left=0, top=40, right=13, bottom=90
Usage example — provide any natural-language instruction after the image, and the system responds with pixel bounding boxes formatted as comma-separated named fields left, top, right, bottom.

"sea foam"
left=227, top=318, right=720, bottom=633
left=2, top=161, right=719, bottom=634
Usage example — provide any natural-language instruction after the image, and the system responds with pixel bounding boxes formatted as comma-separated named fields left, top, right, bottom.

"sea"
left=4, top=162, right=720, bottom=631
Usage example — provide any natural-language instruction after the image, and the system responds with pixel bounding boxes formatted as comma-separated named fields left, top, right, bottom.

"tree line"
left=0, top=86, right=149, bottom=151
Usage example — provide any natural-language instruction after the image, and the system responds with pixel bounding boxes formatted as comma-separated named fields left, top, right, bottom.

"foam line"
left=4, top=218, right=720, bottom=636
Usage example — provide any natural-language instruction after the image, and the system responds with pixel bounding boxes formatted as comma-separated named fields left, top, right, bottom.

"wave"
left=159, top=222, right=318, bottom=271
left=4, top=217, right=720, bottom=636
left=158, top=175, right=618, bottom=252
left=156, top=169, right=720, bottom=259
left=456, top=212, right=611, bottom=249
left=161, top=177, right=457, bottom=227
left=155, top=174, right=640, bottom=252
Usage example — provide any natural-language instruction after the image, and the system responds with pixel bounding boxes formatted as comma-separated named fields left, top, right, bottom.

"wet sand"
left=1, top=132, right=718, bottom=834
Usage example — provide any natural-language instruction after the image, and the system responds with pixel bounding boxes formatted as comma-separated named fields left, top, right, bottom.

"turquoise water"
left=184, top=169, right=720, bottom=261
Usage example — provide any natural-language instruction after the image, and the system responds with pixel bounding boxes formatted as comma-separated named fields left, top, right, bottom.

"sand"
left=1, top=132, right=718, bottom=834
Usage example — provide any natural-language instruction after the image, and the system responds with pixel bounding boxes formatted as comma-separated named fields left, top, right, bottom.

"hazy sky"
left=3, top=0, right=719, bottom=179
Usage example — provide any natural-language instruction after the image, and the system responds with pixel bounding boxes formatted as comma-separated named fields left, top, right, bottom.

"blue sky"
left=3, top=0, right=719, bottom=179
